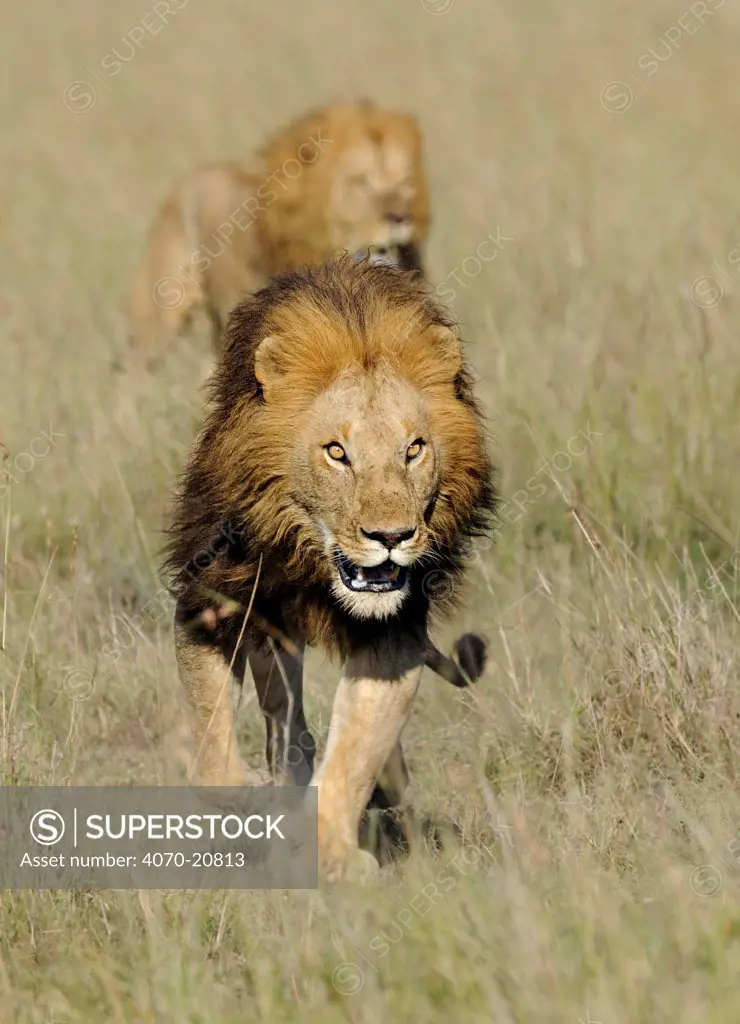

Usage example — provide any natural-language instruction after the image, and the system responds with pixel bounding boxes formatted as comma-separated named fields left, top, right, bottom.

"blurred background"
left=2, top=0, right=740, bottom=1020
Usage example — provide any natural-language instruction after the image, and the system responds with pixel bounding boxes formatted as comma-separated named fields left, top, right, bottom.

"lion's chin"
left=331, top=552, right=410, bottom=619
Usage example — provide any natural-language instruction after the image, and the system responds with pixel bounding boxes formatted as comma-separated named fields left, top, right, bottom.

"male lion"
left=129, top=100, right=429, bottom=360
left=164, top=256, right=496, bottom=881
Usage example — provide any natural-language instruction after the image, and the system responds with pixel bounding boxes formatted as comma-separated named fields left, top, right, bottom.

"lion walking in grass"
left=164, top=256, right=495, bottom=880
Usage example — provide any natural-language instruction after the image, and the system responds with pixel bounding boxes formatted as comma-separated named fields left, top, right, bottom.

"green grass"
left=2, top=0, right=740, bottom=1019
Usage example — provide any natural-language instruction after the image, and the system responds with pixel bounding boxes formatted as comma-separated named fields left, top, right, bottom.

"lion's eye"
left=406, top=439, right=425, bottom=461
left=325, top=442, right=348, bottom=463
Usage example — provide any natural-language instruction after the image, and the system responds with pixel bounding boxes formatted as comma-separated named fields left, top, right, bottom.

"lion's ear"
left=424, top=325, right=462, bottom=382
left=253, top=335, right=287, bottom=398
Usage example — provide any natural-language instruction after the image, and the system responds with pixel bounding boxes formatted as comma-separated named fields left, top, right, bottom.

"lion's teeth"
left=355, top=568, right=366, bottom=582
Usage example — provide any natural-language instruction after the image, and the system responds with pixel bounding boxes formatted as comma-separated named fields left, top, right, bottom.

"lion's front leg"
left=174, top=619, right=249, bottom=787
left=310, top=646, right=424, bottom=881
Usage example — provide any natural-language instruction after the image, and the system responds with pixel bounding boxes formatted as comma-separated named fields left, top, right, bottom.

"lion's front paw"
left=320, top=844, right=380, bottom=885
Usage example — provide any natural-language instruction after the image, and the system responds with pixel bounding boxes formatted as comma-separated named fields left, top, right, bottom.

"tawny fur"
left=256, top=100, right=429, bottom=276
left=129, top=100, right=429, bottom=360
left=129, top=163, right=265, bottom=357
left=165, top=257, right=496, bottom=880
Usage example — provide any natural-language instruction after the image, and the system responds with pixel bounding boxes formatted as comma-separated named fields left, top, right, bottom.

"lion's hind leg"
left=247, top=636, right=315, bottom=787
left=372, top=742, right=410, bottom=808
left=362, top=741, right=414, bottom=863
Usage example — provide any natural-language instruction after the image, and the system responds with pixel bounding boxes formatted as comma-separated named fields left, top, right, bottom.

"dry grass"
left=2, top=0, right=740, bottom=1019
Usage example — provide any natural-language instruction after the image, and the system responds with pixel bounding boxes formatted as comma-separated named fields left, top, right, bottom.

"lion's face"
left=330, top=138, right=424, bottom=269
left=298, top=369, right=439, bottom=619
left=257, top=102, right=429, bottom=277
left=244, top=269, right=490, bottom=624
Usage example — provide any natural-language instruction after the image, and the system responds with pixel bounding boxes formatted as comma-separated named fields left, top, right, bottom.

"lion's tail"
left=425, top=633, right=487, bottom=688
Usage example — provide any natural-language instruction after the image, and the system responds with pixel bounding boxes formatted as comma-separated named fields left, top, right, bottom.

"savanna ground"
left=2, top=0, right=740, bottom=1019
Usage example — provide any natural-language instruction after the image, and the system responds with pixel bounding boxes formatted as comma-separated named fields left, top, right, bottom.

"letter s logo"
left=30, top=809, right=66, bottom=845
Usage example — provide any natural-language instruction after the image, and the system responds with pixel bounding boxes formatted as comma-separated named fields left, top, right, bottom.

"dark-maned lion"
left=129, top=100, right=430, bottom=359
left=164, top=256, right=496, bottom=881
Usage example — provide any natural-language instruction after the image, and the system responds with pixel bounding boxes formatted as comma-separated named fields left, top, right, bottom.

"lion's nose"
left=361, top=527, right=417, bottom=549
left=384, top=212, right=408, bottom=224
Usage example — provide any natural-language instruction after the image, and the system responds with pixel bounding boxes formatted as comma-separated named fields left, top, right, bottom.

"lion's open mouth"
left=335, top=554, right=408, bottom=593
left=352, top=246, right=397, bottom=268
left=351, top=243, right=422, bottom=274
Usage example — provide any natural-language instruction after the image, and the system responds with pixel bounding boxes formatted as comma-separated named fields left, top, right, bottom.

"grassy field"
left=3, top=0, right=740, bottom=1019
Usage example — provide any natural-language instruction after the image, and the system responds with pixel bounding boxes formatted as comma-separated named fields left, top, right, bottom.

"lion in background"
left=164, top=256, right=496, bottom=881
left=129, top=100, right=430, bottom=359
